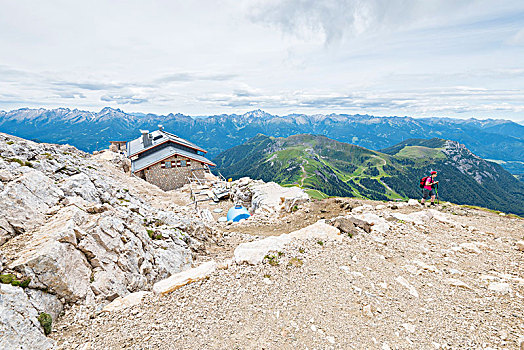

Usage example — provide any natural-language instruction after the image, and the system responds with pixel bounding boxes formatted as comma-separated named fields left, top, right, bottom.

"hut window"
left=180, top=160, right=186, bottom=167
left=165, top=161, right=172, bottom=168
left=186, top=160, right=191, bottom=167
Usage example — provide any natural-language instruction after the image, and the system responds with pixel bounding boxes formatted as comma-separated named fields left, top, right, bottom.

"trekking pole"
left=435, top=183, right=440, bottom=205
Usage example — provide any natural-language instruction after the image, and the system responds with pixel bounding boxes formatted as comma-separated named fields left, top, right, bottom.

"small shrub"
left=146, top=229, right=154, bottom=239
left=1, top=274, right=31, bottom=288
left=317, top=240, right=324, bottom=246
left=277, top=251, right=284, bottom=257
left=263, top=274, right=271, bottom=278
left=264, top=254, right=279, bottom=266
left=292, top=205, right=299, bottom=212
left=24, top=161, right=33, bottom=168
left=0, top=274, right=15, bottom=284
left=7, top=158, right=24, bottom=166
left=10, top=279, right=21, bottom=287
left=38, top=313, right=52, bottom=336
left=6, top=141, right=14, bottom=145
left=19, top=278, right=31, bottom=288
left=298, top=247, right=305, bottom=254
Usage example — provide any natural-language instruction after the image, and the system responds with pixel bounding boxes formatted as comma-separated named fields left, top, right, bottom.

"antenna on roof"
left=158, top=124, right=164, bottom=131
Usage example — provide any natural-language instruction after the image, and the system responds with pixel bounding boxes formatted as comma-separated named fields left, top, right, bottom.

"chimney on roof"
left=158, top=124, right=164, bottom=131
left=141, top=130, right=151, bottom=147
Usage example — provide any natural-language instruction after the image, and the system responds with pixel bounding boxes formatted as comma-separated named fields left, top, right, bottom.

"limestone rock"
left=102, top=291, right=153, bottom=312
left=10, top=240, right=93, bottom=303
left=231, top=178, right=309, bottom=213
left=25, top=289, right=64, bottom=321
left=288, top=220, right=341, bottom=241
left=0, top=169, right=64, bottom=243
left=153, top=261, right=217, bottom=295
left=516, top=241, right=524, bottom=252
left=459, top=242, right=482, bottom=254
left=328, top=215, right=373, bottom=236
left=60, top=173, right=99, bottom=203
left=234, top=235, right=292, bottom=265
left=407, top=199, right=420, bottom=206
left=0, top=284, right=55, bottom=350
left=353, top=213, right=390, bottom=234
left=234, top=221, right=340, bottom=265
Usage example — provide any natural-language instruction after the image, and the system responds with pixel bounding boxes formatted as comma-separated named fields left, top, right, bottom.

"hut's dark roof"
left=127, top=130, right=206, bottom=157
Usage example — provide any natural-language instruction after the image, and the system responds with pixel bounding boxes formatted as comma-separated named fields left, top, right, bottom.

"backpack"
left=419, top=176, right=429, bottom=189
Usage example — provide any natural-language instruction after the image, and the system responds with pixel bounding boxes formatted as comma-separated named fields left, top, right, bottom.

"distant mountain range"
left=213, top=135, right=524, bottom=216
left=1, top=107, right=523, bottom=175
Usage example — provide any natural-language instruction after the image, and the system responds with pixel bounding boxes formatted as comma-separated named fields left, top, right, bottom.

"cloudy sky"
left=1, top=0, right=524, bottom=121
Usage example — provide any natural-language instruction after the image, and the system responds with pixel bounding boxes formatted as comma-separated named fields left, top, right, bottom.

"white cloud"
left=0, top=0, right=523, bottom=121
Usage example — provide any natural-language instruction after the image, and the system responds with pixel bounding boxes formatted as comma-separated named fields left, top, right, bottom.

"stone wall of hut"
left=142, top=155, right=208, bottom=191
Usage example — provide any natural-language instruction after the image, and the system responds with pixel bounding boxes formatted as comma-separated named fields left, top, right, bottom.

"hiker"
left=421, top=171, right=439, bottom=206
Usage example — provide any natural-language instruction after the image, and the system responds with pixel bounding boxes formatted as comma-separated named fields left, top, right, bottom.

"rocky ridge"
left=0, top=133, right=219, bottom=348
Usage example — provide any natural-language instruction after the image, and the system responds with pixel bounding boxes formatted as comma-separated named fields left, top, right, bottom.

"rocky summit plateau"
left=0, top=132, right=523, bottom=350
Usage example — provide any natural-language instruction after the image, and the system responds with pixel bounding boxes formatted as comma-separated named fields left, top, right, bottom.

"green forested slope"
left=213, top=135, right=524, bottom=215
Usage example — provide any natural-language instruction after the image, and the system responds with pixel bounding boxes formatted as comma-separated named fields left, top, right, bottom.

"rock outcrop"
left=0, top=133, right=215, bottom=345
left=230, top=177, right=309, bottom=215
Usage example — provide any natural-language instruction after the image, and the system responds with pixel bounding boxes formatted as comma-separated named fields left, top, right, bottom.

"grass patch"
left=264, top=254, right=279, bottom=266
left=38, top=313, right=52, bottom=335
left=3, top=157, right=33, bottom=167
left=298, top=247, right=305, bottom=254
left=146, top=229, right=154, bottom=239
left=0, top=274, right=31, bottom=288
left=305, top=189, right=329, bottom=200
left=263, top=274, right=271, bottom=279
left=317, top=240, right=324, bottom=246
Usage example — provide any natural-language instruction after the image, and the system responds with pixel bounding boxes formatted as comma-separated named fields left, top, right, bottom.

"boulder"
left=102, top=291, right=152, bottom=312
left=231, top=179, right=309, bottom=213
left=153, top=261, right=217, bottom=295
left=60, top=173, right=99, bottom=203
left=353, top=213, right=390, bottom=234
left=0, top=284, right=55, bottom=349
left=10, top=240, right=93, bottom=303
left=328, top=215, right=373, bottom=236
left=234, top=235, right=292, bottom=265
left=0, top=169, right=64, bottom=243
left=234, top=221, right=341, bottom=265
left=516, top=241, right=524, bottom=252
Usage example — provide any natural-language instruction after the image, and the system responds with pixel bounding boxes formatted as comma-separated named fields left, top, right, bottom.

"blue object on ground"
left=227, top=205, right=251, bottom=222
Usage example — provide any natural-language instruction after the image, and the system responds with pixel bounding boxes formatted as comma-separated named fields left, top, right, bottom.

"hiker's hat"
left=431, top=171, right=437, bottom=174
